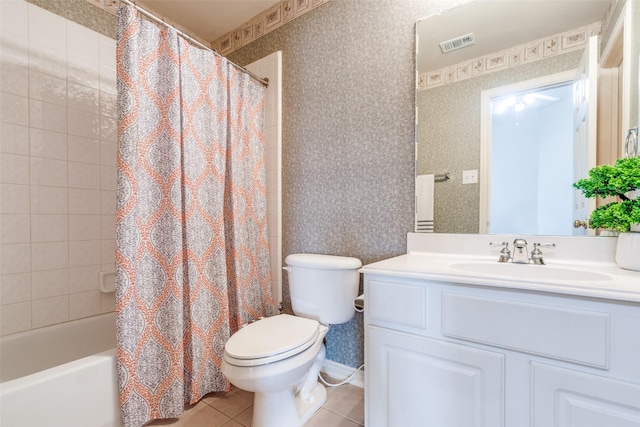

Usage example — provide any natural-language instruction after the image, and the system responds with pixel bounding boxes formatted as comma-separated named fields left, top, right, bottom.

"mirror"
left=416, top=0, right=640, bottom=235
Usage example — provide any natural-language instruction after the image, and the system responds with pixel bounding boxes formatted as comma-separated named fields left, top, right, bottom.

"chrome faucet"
left=490, top=238, right=557, bottom=264
left=512, top=238, right=529, bottom=264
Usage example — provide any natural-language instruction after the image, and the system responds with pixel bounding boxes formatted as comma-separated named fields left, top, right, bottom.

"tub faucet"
left=512, top=238, right=529, bottom=264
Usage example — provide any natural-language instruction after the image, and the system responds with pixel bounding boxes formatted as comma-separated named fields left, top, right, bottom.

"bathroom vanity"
left=361, top=233, right=640, bottom=427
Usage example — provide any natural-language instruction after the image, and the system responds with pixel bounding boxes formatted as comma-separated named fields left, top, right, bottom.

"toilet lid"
left=224, top=314, right=320, bottom=367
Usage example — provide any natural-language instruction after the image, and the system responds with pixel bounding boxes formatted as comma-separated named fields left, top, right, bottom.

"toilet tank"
left=284, top=254, right=362, bottom=325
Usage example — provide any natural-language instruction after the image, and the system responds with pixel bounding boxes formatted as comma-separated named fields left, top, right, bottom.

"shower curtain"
left=114, top=5, right=275, bottom=426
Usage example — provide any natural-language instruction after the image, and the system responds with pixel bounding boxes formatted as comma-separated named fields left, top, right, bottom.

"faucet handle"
left=531, top=242, right=556, bottom=265
left=490, top=241, right=511, bottom=262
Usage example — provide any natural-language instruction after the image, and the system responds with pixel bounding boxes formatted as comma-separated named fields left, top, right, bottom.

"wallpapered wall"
left=229, top=0, right=444, bottom=367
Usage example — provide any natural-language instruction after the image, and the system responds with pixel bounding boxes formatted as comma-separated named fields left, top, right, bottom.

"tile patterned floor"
left=147, top=381, right=364, bottom=427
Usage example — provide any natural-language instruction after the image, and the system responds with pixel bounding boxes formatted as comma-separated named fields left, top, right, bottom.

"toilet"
left=221, top=253, right=362, bottom=427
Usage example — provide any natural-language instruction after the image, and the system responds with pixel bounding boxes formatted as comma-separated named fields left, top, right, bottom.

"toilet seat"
left=224, top=314, right=320, bottom=367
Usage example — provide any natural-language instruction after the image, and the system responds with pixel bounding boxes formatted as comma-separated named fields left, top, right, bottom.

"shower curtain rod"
left=118, top=0, right=269, bottom=87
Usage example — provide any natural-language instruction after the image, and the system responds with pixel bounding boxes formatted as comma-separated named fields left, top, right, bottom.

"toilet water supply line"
left=318, top=324, right=365, bottom=388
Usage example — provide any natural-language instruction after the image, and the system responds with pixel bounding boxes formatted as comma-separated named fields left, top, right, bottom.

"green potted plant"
left=573, top=156, right=640, bottom=271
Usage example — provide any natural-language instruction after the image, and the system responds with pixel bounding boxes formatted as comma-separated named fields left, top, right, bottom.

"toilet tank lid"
left=285, top=253, right=362, bottom=269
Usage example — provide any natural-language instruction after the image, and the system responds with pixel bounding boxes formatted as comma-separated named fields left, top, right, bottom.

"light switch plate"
left=463, top=169, right=478, bottom=184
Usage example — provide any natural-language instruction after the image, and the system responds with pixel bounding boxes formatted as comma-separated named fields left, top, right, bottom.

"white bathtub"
left=0, top=313, right=121, bottom=427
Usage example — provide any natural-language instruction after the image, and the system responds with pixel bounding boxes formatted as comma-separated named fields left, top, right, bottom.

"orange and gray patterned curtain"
left=114, top=5, right=275, bottom=426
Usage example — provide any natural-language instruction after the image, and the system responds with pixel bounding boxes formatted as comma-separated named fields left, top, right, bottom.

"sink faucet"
left=512, top=238, right=529, bottom=264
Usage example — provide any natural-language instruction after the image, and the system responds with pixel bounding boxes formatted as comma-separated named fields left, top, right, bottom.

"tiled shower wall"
left=0, top=0, right=117, bottom=335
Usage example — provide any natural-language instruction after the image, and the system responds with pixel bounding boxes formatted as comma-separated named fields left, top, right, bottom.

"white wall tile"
left=31, top=185, right=67, bottom=214
left=0, top=272, right=31, bottom=305
left=69, top=214, right=101, bottom=241
left=0, top=183, right=29, bottom=213
left=100, top=239, right=114, bottom=265
left=32, top=268, right=68, bottom=299
left=99, top=115, right=116, bottom=142
left=99, top=91, right=116, bottom=118
left=68, top=108, right=99, bottom=139
left=30, top=128, right=67, bottom=160
left=0, top=122, right=29, bottom=155
left=68, top=54, right=100, bottom=89
left=31, top=157, right=67, bottom=187
left=0, top=32, right=29, bottom=68
left=67, top=21, right=100, bottom=65
left=29, top=70, right=67, bottom=106
left=31, top=241, right=68, bottom=271
left=1, top=60, right=28, bottom=96
left=0, top=214, right=30, bottom=243
left=68, top=161, right=100, bottom=189
left=0, top=92, right=28, bottom=126
left=0, top=243, right=30, bottom=274
left=69, top=290, right=101, bottom=320
left=99, top=35, right=115, bottom=69
left=100, top=165, right=116, bottom=190
left=68, top=135, right=100, bottom=164
left=69, top=188, right=100, bottom=214
left=0, top=0, right=28, bottom=39
left=100, top=190, right=116, bottom=215
left=69, top=239, right=100, bottom=267
left=0, top=302, right=31, bottom=335
left=69, top=265, right=100, bottom=293
left=99, top=141, right=116, bottom=167
left=30, top=99, right=67, bottom=133
left=101, top=214, right=115, bottom=240
left=31, top=214, right=68, bottom=242
left=101, top=292, right=115, bottom=313
left=28, top=3, right=66, bottom=50
left=68, top=82, right=99, bottom=113
left=0, top=153, right=29, bottom=184
left=31, top=295, right=68, bottom=328
left=28, top=42, right=66, bottom=79
left=99, top=66, right=116, bottom=94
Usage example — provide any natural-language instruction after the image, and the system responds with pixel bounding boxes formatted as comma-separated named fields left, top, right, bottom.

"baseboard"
left=321, top=359, right=364, bottom=389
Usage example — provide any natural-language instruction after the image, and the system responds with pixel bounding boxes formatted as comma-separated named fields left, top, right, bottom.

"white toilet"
left=221, top=253, right=362, bottom=427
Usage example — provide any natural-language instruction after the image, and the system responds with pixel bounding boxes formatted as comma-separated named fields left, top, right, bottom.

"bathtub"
left=0, top=313, right=121, bottom=427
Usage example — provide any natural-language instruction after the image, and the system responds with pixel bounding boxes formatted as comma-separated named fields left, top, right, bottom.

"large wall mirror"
left=416, top=0, right=640, bottom=236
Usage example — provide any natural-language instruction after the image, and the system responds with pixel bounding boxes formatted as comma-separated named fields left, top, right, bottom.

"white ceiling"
left=135, top=0, right=281, bottom=43
left=417, top=0, right=611, bottom=73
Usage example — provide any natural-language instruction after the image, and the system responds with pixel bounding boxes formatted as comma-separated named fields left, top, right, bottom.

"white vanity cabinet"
left=363, top=274, right=640, bottom=427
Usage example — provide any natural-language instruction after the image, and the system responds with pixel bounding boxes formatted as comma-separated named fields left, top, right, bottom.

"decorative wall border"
left=84, top=0, right=118, bottom=14
left=418, top=22, right=602, bottom=91
left=84, top=0, right=330, bottom=55
left=211, top=0, right=330, bottom=55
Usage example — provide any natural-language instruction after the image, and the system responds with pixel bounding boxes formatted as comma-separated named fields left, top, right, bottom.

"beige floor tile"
left=147, top=401, right=231, bottom=427
left=203, top=387, right=254, bottom=418
left=305, top=408, right=362, bottom=427
left=234, top=405, right=253, bottom=426
left=322, top=384, right=364, bottom=424
left=221, top=421, right=246, bottom=427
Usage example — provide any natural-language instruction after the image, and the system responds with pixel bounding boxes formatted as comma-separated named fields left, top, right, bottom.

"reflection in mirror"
left=416, top=0, right=639, bottom=236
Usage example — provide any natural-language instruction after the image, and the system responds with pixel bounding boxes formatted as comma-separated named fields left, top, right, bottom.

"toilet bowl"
left=221, top=253, right=362, bottom=427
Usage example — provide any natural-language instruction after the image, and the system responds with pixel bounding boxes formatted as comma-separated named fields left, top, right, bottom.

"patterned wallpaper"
left=229, top=0, right=446, bottom=367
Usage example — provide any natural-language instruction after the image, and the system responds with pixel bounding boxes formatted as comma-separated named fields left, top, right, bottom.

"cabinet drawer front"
left=442, top=293, right=609, bottom=368
left=368, top=280, right=427, bottom=330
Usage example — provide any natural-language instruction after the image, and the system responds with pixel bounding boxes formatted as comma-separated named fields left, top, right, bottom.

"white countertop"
left=360, top=234, right=640, bottom=303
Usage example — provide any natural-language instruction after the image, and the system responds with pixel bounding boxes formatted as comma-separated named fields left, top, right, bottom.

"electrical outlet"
left=462, top=169, right=478, bottom=184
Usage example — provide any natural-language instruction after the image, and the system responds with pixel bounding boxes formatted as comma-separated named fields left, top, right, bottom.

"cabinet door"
left=367, top=325, right=504, bottom=427
left=533, top=363, right=640, bottom=427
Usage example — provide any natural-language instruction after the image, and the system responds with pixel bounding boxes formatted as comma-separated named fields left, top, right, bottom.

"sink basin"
left=450, top=262, right=612, bottom=282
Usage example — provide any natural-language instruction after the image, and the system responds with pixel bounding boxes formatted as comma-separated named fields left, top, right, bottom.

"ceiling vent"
left=439, top=33, right=476, bottom=54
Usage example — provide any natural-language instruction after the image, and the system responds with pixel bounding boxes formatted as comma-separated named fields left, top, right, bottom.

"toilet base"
left=252, top=381, right=327, bottom=427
